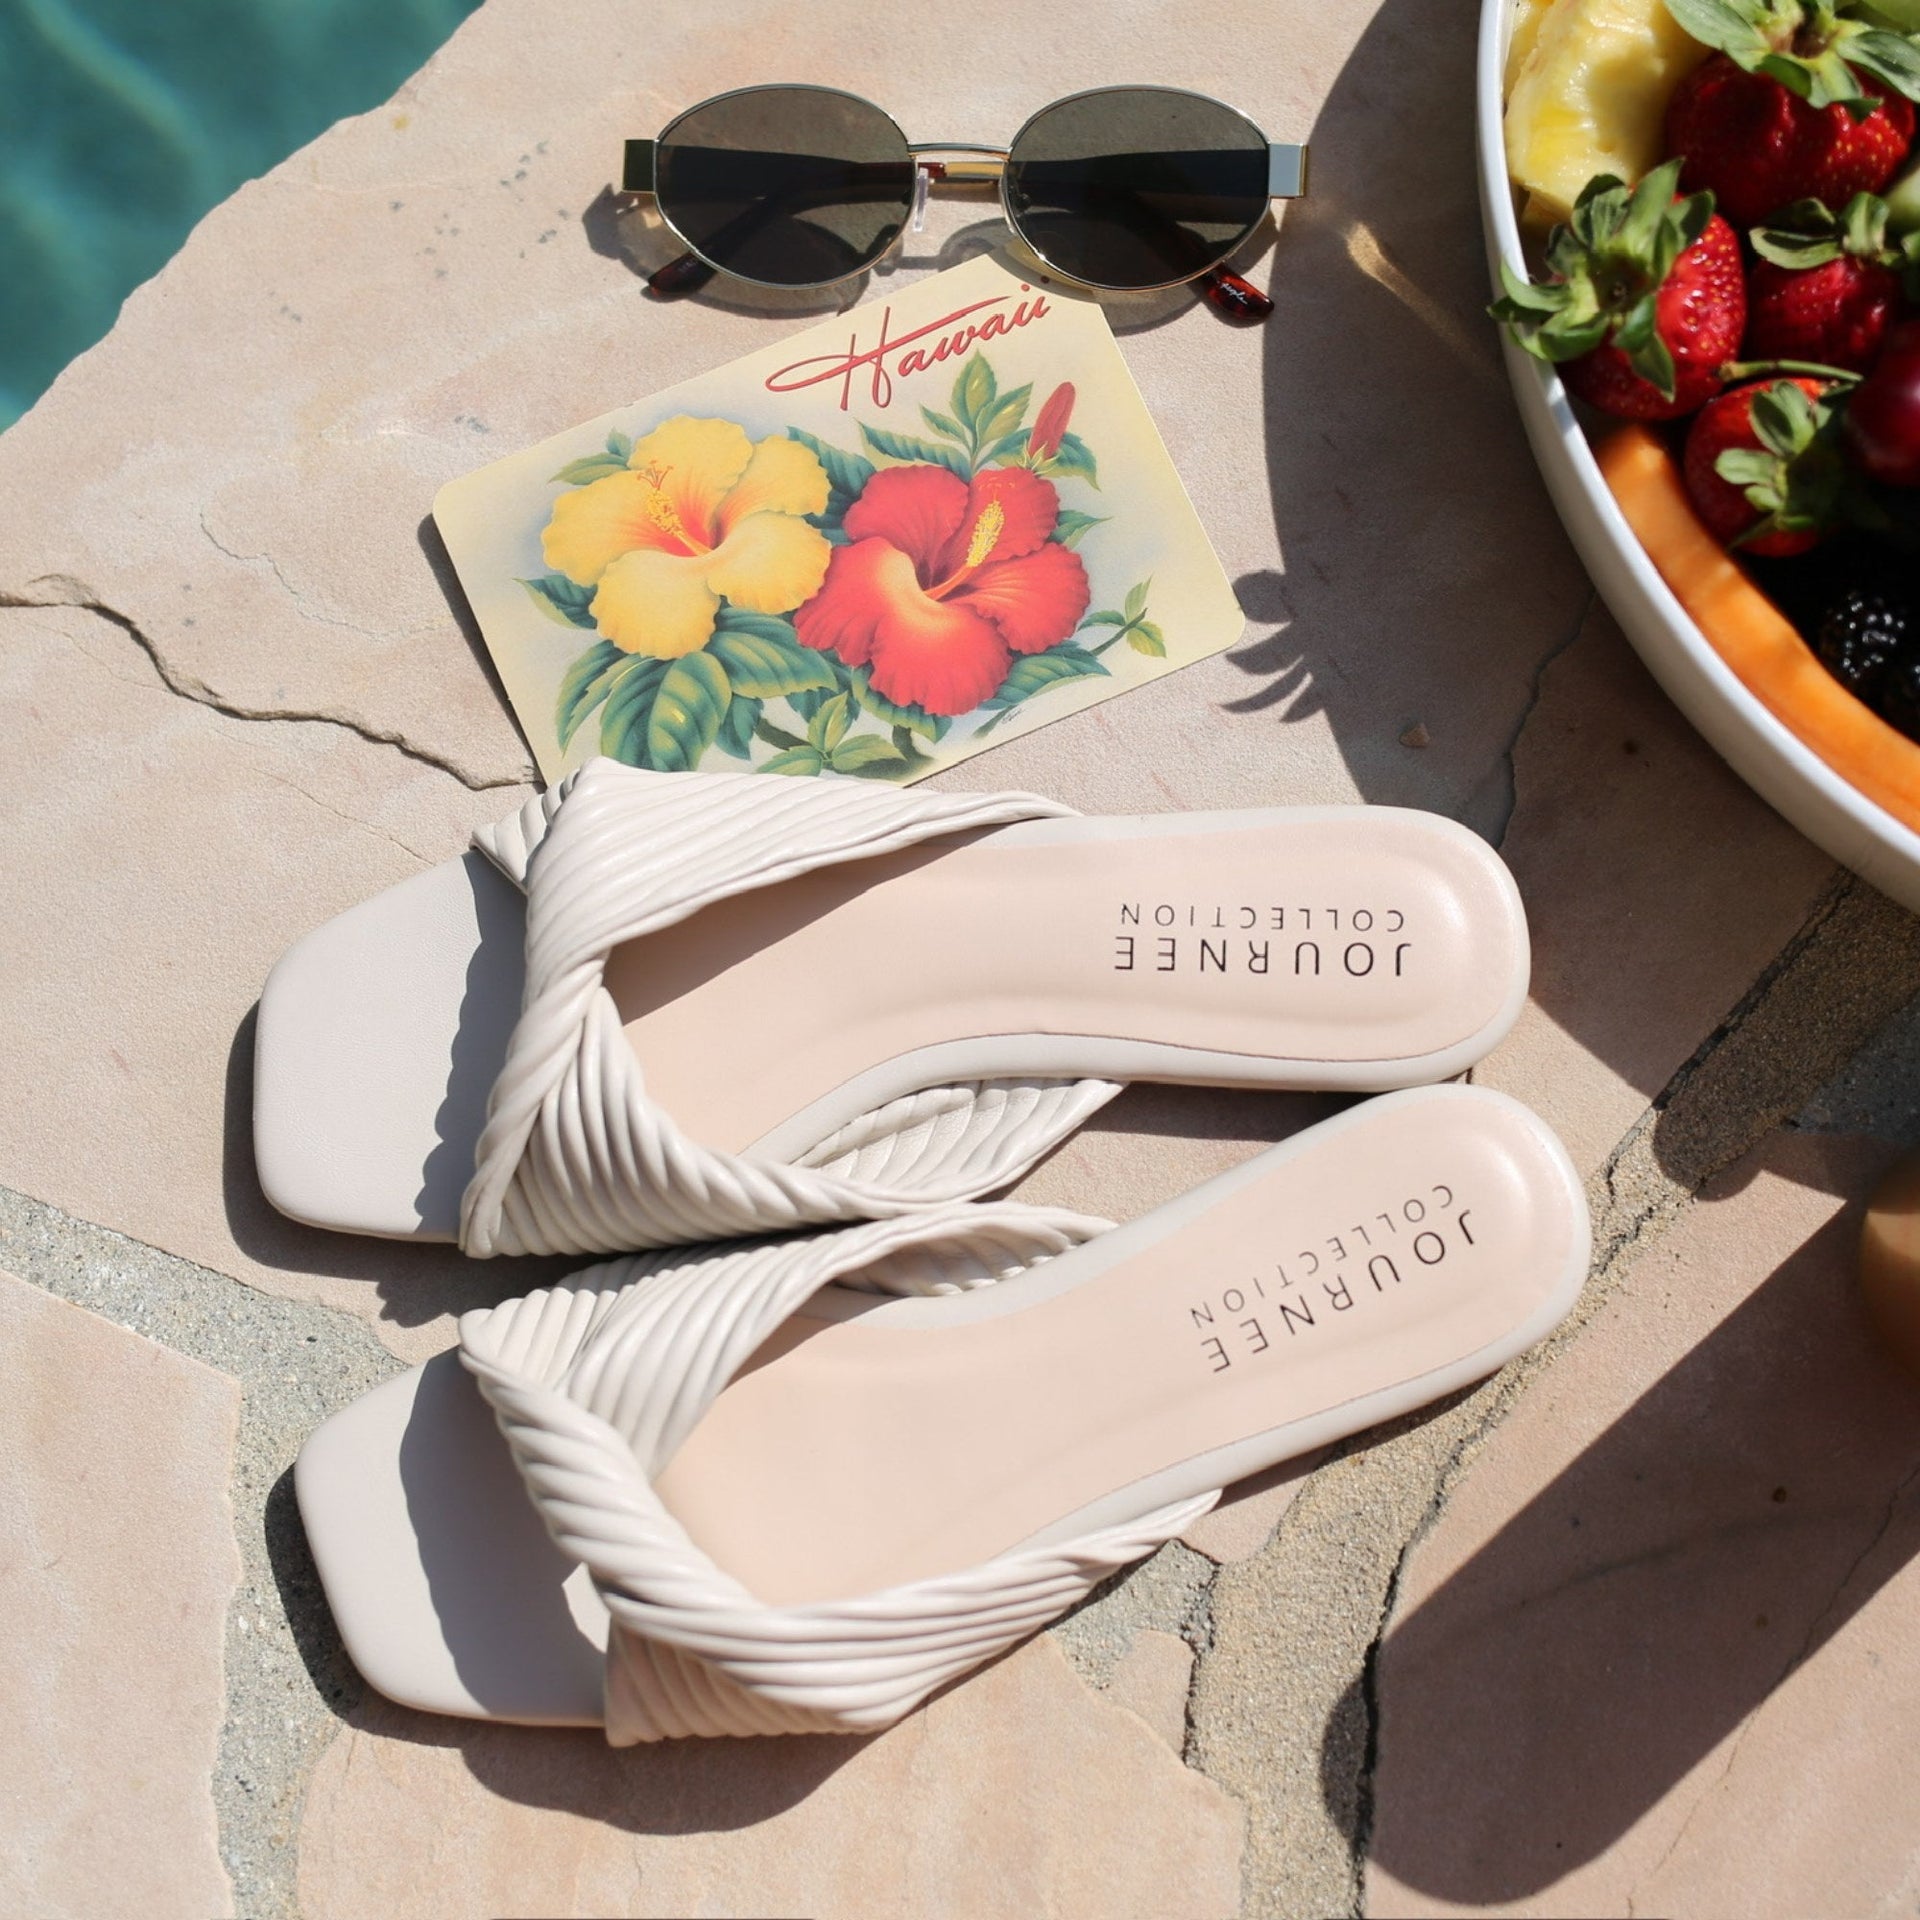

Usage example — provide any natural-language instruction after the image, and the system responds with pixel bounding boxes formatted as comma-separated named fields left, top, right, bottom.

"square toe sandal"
left=295, top=1083, right=1589, bottom=1741
left=254, top=759, right=1532, bottom=1258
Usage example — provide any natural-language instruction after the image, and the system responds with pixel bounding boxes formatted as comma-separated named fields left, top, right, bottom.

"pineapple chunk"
left=1505, top=0, right=1557, bottom=96
left=1504, top=0, right=1710, bottom=224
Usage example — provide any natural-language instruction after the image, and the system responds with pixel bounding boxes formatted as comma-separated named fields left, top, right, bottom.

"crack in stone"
left=1332, top=869, right=1915, bottom=1911
left=197, top=510, right=441, bottom=645
left=2, top=579, right=527, bottom=791
left=257, top=770, right=440, bottom=865
left=1491, top=587, right=1596, bottom=849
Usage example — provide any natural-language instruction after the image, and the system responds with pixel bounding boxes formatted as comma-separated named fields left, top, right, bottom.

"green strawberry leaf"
left=554, top=638, right=629, bottom=749
left=1862, top=0, right=1920, bottom=29
left=1716, top=447, right=1785, bottom=499
left=1750, top=380, right=1823, bottom=456
left=520, top=573, right=599, bottom=630
left=760, top=744, right=827, bottom=776
left=1123, top=578, right=1151, bottom=621
left=1752, top=197, right=1850, bottom=267
left=645, top=650, right=731, bottom=772
left=1660, top=0, right=1773, bottom=56
left=920, top=407, right=969, bottom=443
left=1847, top=26, right=1920, bottom=103
left=1126, top=620, right=1168, bottom=657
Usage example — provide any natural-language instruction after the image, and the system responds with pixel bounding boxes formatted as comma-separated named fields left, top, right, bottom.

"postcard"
left=434, top=253, right=1246, bottom=786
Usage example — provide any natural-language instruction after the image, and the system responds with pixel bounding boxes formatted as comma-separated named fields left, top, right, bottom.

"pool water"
left=0, top=0, right=481, bottom=429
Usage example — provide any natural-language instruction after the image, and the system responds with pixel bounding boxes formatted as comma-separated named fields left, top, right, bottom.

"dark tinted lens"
left=656, top=86, right=914, bottom=287
left=1004, top=88, right=1269, bottom=289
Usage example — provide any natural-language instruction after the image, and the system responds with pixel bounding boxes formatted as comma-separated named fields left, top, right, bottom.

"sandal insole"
left=611, top=811, right=1526, bottom=1155
left=297, top=1086, right=1584, bottom=1722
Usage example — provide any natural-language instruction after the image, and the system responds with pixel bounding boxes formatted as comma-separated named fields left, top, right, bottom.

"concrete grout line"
left=0, top=1182, right=403, bottom=1920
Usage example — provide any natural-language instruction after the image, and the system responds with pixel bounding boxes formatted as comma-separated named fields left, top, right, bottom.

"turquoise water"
left=0, top=0, right=480, bottom=428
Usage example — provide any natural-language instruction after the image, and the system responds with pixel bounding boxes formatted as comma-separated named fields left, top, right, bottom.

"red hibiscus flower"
left=793, top=464, right=1090, bottom=715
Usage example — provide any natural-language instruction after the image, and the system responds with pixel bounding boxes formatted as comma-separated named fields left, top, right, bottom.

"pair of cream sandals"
left=259, top=760, right=1590, bottom=1744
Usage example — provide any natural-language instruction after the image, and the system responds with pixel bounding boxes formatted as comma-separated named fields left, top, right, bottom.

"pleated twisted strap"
left=458, top=1204, right=1218, bottom=1742
left=458, top=759, right=1120, bottom=1257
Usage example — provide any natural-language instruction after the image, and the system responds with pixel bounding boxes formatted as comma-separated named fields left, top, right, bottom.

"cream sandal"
left=295, top=1084, right=1587, bottom=1740
left=254, top=760, right=1531, bottom=1258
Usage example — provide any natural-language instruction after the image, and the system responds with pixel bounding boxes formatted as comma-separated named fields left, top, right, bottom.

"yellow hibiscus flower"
left=542, top=415, right=833, bottom=658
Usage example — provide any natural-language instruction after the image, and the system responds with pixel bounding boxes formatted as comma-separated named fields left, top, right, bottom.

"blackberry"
left=1880, top=653, right=1920, bottom=744
left=1814, top=582, right=1916, bottom=702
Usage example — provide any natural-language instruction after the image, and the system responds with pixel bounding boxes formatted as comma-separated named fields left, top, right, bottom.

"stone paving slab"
left=4, top=0, right=1920, bottom=1913
left=1366, top=1128, right=1920, bottom=1916
left=297, top=1636, right=1245, bottom=1920
left=0, top=1268, right=240, bottom=1919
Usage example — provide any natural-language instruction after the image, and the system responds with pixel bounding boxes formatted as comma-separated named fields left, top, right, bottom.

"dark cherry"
left=1845, top=321, right=1920, bottom=488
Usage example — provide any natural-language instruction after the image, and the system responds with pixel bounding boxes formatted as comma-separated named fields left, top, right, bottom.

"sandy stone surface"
left=1366, top=1128, right=1920, bottom=1916
left=298, top=1635, right=1243, bottom=1919
left=0, top=0, right=1600, bottom=1360
left=5, top=0, right=1920, bottom=1910
left=0, top=1269, right=241, bottom=1920
left=1474, top=604, right=1835, bottom=1177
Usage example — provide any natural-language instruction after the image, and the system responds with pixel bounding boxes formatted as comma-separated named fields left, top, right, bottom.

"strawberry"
left=1662, top=1, right=1920, bottom=228
left=1747, top=192, right=1920, bottom=370
left=1492, top=161, right=1746, bottom=419
left=1683, top=377, right=1845, bottom=553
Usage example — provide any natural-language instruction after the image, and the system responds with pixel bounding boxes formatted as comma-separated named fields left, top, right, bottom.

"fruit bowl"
left=1475, top=0, right=1920, bottom=912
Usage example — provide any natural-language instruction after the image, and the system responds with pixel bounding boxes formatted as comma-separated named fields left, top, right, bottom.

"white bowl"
left=1475, top=0, right=1920, bottom=910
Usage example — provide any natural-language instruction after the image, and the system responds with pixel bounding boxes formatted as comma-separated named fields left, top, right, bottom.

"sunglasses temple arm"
left=1200, top=266, right=1273, bottom=321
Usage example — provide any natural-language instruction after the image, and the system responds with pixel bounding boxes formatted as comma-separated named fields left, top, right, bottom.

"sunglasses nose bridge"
left=906, top=142, right=1007, bottom=185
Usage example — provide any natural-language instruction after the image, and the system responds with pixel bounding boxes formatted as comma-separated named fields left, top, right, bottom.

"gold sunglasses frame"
left=621, top=81, right=1308, bottom=297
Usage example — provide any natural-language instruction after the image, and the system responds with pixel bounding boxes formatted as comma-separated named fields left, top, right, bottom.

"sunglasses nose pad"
left=1200, top=265, right=1273, bottom=323
left=909, top=163, right=933, bottom=236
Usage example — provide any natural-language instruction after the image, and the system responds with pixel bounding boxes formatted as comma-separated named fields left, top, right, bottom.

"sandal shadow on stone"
left=253, top=759, right=1532, bottom=1258
left=295, top=1084, right=1589, bottom=1741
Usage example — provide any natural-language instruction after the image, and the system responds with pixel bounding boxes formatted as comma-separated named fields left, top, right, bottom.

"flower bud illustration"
left=1029, top=382, right=1076, bottom=462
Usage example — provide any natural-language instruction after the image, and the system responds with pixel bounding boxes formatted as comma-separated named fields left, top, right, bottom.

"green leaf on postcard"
left=554, top=637, right=629, bottom=749
left=521, top=573, right=599, bottom=630
left=598, top=655, right=669, bottom=764
left=984, top=643, right=1110, bottom=709
left=860, top=422, right=971, bottom=478
left=707, top=618, right=838, bottom=698
left=645, top=651, right=731, bottom=772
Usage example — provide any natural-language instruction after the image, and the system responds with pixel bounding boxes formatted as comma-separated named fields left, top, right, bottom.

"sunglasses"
left=621, top=83, right=1308, bottom=322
